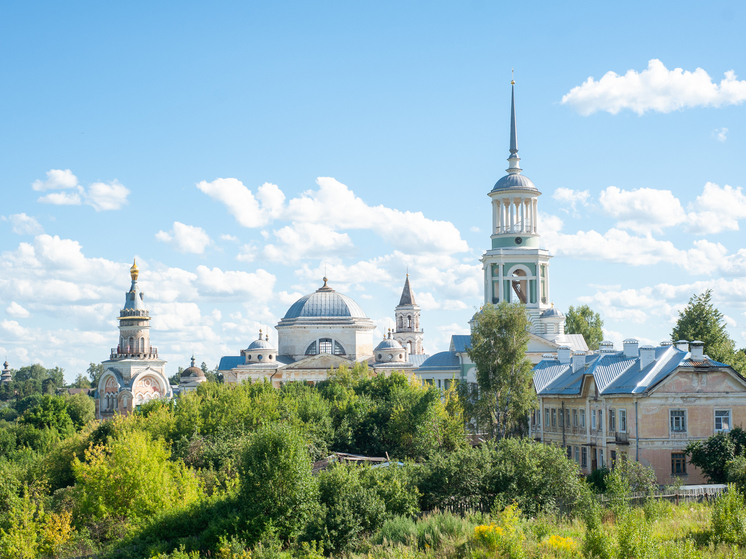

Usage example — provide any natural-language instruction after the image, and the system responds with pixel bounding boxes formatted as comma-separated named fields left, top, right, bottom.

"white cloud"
left=469, top=226, right=480, bottom=233
left=32, top=169, right=78, bottom=191
left=85, top=180, right=130, bottom=211
left=0, top=319, right=30, bottom=339
left=5, top=302, right=30, bottom=319
left=236, top=244, right=257, bottom=262
left=264, top=223, right=354, bottom=261
left=715, top=127, right=728, bottom=142
left=5, top=213, right=43, bottom=235
left=724, top=315, right=738, bottom=328
left=686, top=183, right=746, bottom=234
left=220, top=234, right=238, bottom=242
left=195, top=265, right=275, bottom=299
left=562, top=59, right=746, bottom=115
left=552, top=188, right=590, bottom=213
left=156, top=222, right=212, bottom=254
left=197, top=179, right=282, bottom=228
left=599, top=186, right=686, bottom=234
left=38, top=191, right=82, bottom=206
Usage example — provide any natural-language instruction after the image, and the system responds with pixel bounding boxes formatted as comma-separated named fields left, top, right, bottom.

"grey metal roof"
left=123, top=281, right=146, bottom=310
left=284, top=288, right=367, bottom=319
left=375, top=338, right=404, bottom=351
left=491, top=174, right=537, bottom=192
left=534, top=354, right=599, bottom=394
left=541, top=307, right=564, bottom=318
left=218, top=356, right=244, bottom=371
left=408, top=354, right=430, bottom=368
left=417, top=351, right=461, bottom=371
left=247, top=338, right=274, bottom=350
left=451, top=335, right=472, bottom=353
left=398, top=275, right=416, bottom=307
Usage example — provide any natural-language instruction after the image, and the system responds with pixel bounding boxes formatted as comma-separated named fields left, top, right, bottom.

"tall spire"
left=398, top=275, right=416, bottom=306
left=507, top=78, right=522, bottom=175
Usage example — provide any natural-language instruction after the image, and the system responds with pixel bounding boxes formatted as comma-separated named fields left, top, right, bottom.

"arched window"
left=511, top=269, right=528, bottom=304
left=139, top=338, right=144, bottom=352
left=334, top=341, right=345, bottom=355
left=305, top=341, right=318, bottom=355
left=407, top=341, right=413, bottom=354
left=128, top=337, right=134, bottom=352
left=407, top=315, right=412, bottom=328
left=398, top=316, right=403, bottom=328
left=319, top=338, right=333, bottom=354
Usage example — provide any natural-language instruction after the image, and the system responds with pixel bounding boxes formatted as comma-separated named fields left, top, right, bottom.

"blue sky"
left=2, top=1, right=746, bottom=381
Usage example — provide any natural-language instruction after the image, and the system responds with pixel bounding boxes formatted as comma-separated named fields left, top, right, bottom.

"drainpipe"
left=562, top=401, right=566, bottom=448
left=635, top=400, right=639, bottom=462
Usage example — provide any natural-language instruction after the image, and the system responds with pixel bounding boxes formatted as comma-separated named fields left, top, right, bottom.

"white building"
left=95, top=260, right=172, bottom=418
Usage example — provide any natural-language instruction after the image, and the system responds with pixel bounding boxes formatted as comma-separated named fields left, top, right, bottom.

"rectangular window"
left=559, top=409, right=564, bottom=428
left=609, top=409, right=616, bottom=431
left=566, top=409, right=571, bottom=428
left=670, top=410, right=686, bottom=432
left=591, top=410, right=596, bottom=430
left=580, top=410, right=586, bottom=428
left=619, top=409, right=627, bottom=433
left=599, top=450, right=604, bottom=468
left=598, top=410, right=603, bottom=431
left=573, top=409, right=578, bottom=428
left=611, top=450, right=617, bottom=466
left=437, top=379, right=442, bottom=389
left=581, top=447, right=588, bottom=468
left=574, top=446, right=579, bottom=463
left=552, top=409, right=556, bottom=427
left=671, top=453, right=687, bottom=475
left=566, top=446, right=572, bottom=459
left=715, top=410, right=731, bottom=432
left=545, top=408, right=550, bottom=427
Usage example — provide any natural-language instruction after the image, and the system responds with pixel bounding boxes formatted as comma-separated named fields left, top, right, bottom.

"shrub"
left=472, top=504, right=525, bottom=559
left=711, top=484, right=746, bottom=545
left=617, top=509, right=656, bottom=559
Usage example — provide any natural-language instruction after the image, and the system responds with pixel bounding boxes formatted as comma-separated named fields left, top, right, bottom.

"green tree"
left=19, top=395, right=74, bottom=433
left=467, top=302, right=537, bottom=439
left=71, top=373, right=91, bottom=389
left=672, top=290, right=743, bottom=373
left=87, top=363, right=104, bottom=387
left=565, top=304, right=604, bottom=350
left=64, top=392, right=95, bottom=429
left=239, top=422, right=318, bottom=543
left=686, top=431, right=736, bottom=483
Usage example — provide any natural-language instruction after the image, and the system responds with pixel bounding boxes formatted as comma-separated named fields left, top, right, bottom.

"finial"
left=265, top=333, right=269, bottom=341
left=506, top=78, right=522, bottom=175
left=191, top=355, right=195, bottom=367
left=130, top=258, right=139, bottom=281
left=323, top=277, right=328, bottom=287
left=259, top=328, right=262, bottom=339
left=511, top=68, right=515, bottom=85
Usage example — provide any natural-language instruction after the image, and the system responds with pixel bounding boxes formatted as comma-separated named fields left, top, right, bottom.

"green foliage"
left=565, top=304, right=604, bottom=351
left=711, top=484, right=746, bottom=545
left=585, top=466, right=609, bottom=493
left=71, top=373, right=91, bottom=389
left=239, top=422, right=318, bottom=543
left=617, top=508, right=656, bottom=559
left=19, top=395, right=74, bottom=433
left=726, top=455, right=746, bottom=494
left=672, top=290, right=744, bottom=373
left=467, top=302, right=537, bottom=439
left=686, top=431, right=737, bottom=483
left=63, top=392, right=95, bottom=429
left=87, top=363, right=104, bottom=387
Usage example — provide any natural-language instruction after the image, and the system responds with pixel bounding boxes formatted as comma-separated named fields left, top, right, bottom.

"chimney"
left=558, top=346, right=571, bottom=364
left=599, top=340, right=615, bottom=353
left=623, top=339, right=639, bottom=358
left=542, top=353, right=557, bottom=361
left=639, top=345, right=656, bottom=370
left=690, top=340, right=704, bottom=360
left=572, top=352, right=586, bottom=373
left=675, top=340, right=689, bottom=352
left=660, top=341, right=672, bottom=347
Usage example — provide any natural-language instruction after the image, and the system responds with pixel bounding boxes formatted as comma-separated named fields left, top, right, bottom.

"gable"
left=282, top=353, right=353, bottom=370
left=649, top=367, right=746, bottom=395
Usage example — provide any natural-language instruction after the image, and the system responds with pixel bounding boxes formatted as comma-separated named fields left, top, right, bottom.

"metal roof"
left=408, top=354, right=430, bottom=368
left=247, top=338, right=274, bottom=350
left=375, top=338, right=404, bottom=350
left=218, top=356, right=244, bottom=371
left=123, top=281, right=146, bottom=310
left=398, top=275, right=416, bottom=306
left=283, top=289, right=367, bottom=319
left=417, top=351, right=461, bottom=371
left=451, top=335, right=472, bottom=353
left=491, top=174, right=537, bottom=192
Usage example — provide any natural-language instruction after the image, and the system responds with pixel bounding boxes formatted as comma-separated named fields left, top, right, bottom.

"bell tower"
left=115, top=259, right=155, bottom=358
left=481, top=81, right=553, bottom=333
left=393, top=274, right=424, bottom=355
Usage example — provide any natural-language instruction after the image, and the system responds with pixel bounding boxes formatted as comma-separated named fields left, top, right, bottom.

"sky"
left=2, top=1, right=746, bottom=382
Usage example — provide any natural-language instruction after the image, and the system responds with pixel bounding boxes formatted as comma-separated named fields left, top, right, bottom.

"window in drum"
left=581, top=447, right=588, bottom=468
left=671, top=453, right=687, bottom=475
left=318, top=338, right=333, bottom=354
left=670, top=410, right=686, bottom=432
left=333, top=341, right=345, bottom=355
left=619, top=409, right=627, bottom=433
left=715, top=410, right=731, bottom=432
left=305, top=341, right=318, bottom=356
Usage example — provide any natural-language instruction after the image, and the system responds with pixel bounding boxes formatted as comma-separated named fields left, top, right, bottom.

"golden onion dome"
left=130, top=258, right=139, bottom=281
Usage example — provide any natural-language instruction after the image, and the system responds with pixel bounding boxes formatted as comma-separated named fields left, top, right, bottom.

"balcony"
left=110, top=347, right=159, bottom=360
left=615, top=432, right=629, bottom=445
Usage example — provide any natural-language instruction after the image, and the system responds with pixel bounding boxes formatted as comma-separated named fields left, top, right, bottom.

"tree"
left=467, top=302, right=537, bottom=439
left=64, top=392, right=95, bottom=429
left=87, top=363, right=104, bottom=388
left=565, top=305, right=604, bottom=351
left=686, top=431, right=737, bottom=483
left=71, top=374, right=91, bottom=389
left=19, top=395, right=74, bottom=433
left=239, top=422, right=318, bottom=543
left=672, top=290, right=739, bottom=368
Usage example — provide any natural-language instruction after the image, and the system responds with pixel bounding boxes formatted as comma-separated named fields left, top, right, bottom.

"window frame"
left=551, top=409, right=557, bottom=427
left=671, top=452, right=687, bottom=475
left=581, top=447, right=588, bottom=468
left=591, top=410, right=596, bottom=430
left=618, top=409, right=627, bottom=433
left=573, top=409, right=578, bottom=428
left=580, top=409, right=586, bottom=428
left=670, top=409, right=687, bottom=433
left=609, top=409, right=616, bottom=432
left=545, top=408, right=550, bottom=427
left=715, top=409, right=732, bottom=432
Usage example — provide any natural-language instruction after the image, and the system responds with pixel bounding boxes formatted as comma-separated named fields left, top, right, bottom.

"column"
left=509, top=199, right=514, bottom=230
left=533, top=198, right=538, bottom=234
left=514, top=199, right=519, bottom=231
left=519, top=197, right=525, bottom=232
left=492, top=201, right=497, bottom=234
left=498, top=263, right=504, bottom=302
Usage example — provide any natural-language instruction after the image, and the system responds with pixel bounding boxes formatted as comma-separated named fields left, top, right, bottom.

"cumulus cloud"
left=4, top=213, right=43, bottom=235
left=32, top=170, right=130, bottom=210
left=686, top=183, right=746, bottom=235
left=5, top=302, right=30, bottom=319
left=32, top=169, right=78, bottom=191
left=195, top=265, right=275, bottom=299
left=715, top=128, right=728, bottom=142
left=552, top=188, right=590, bottom=214
left=263, top=223, right=354, bottom=261
left=599, top=186, right=686, bottom=234
left=156, top=222, right=212, bottom=254
left=562, top=59, right=746, bottom=115
left=85, top=180, right=130, bottom=211
left=199, top=176, right=469, bottom=257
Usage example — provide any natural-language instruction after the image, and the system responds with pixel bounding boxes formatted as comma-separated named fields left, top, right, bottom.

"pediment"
left=527, top=333, right=559, bottom=352
left=282, top=353, right=353, bottom=370
left=648, top=366, right=746, bottom=395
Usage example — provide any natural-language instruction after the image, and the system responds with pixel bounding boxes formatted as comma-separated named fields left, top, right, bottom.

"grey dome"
left=284, top=282, right=367, bottom=319
left=492, top=173, right=537, bottom=192
left=375, top=338, right=404, bottom=351
left=541, top=307, right=564, bottom=319
left=248, top=338, right=274, bottom=350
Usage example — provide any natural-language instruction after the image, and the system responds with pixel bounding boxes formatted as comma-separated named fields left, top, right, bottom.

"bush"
left=711, top=484, right=746, bottom=545
left=239, top=422, right=318, bottom=544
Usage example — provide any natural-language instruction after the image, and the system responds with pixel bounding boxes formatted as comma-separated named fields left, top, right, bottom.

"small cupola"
left=374, top=329, right=406, bottom=363
left=243, top=329, right=277, bottom=364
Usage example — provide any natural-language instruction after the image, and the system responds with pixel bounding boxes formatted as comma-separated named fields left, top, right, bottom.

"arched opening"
left=128, top=337, right=134, bottom=352
left=511, top=269, right=528, bottom=304
left=139, top=338, right=144, bottom=352
left=407, top=341, right=413, bottom=354
left=333, top=341, right=345, bottom=355
left=407, top=315, right=412, bottom=329
left=305, top=342, right=318, bottom=355
left=319, top=338, right=333, bottom=354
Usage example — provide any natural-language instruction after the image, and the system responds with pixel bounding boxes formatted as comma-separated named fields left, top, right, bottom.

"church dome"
left=491, top=173, right=537, bottom=192
left=375, top=337, right=404, bottom=351
left=283, top=278, right=367, bottom=319
left=541, top=306, right=564, bottom=319
left=181, top=357, right=205, bottom=380
left=248, top=329, right=274, bottom=350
